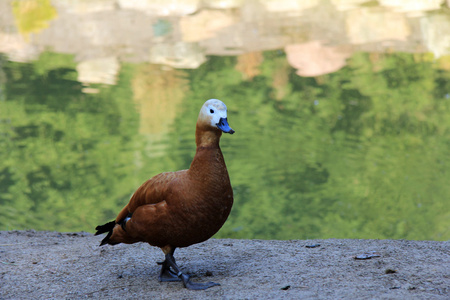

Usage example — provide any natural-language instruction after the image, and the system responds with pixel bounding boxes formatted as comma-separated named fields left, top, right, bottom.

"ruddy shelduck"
left=95, top=99, right=235, bottom=290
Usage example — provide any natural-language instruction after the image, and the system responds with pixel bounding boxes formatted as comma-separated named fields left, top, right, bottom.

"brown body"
left=106, top=121, right=233, bottom=253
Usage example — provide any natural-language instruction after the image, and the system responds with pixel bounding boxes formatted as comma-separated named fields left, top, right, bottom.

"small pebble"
left=354, top=251, right=381, bottom=260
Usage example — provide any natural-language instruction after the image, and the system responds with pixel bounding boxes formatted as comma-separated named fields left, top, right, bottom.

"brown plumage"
left=95, top=99, right=234, bottom=290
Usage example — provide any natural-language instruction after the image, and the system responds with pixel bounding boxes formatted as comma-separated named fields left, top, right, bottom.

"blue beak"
left=216, top=118, right=235, bottom=134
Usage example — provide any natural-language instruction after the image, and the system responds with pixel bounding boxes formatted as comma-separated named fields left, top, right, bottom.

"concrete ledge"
left=1, top=231, right=448, bottom=299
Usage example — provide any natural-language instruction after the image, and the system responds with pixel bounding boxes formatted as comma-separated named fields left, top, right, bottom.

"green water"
left=1, top=1, right=449, bottom=241
left=1, top=51, right=449, bottom=241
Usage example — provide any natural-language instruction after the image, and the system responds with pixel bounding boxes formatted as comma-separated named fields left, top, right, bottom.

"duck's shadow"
left=110, top=241, right=245, bottom=284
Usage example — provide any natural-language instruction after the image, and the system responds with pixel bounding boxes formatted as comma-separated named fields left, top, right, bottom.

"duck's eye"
left=210, top=109, right=214, bottom=114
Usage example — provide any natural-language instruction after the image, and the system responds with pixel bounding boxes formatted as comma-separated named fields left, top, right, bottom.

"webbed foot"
left=161, top=252, right=220, bottom=290
left=180, top=273, right=220, bottom=290
left=157, top=260, right=181, bottom=282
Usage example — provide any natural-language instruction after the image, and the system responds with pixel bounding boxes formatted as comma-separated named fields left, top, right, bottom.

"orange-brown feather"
left=106, top=123, right=233, bottom=251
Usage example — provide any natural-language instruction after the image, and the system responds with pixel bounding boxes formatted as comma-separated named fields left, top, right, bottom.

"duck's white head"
left=198, top=99, right=235, bottom=134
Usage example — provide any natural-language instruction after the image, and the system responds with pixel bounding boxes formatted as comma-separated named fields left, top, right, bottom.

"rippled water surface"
left=1, top=0, right=449, bottom=240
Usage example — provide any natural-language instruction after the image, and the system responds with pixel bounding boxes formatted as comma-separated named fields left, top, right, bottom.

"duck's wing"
left=115, top=170, right=186, bottom=223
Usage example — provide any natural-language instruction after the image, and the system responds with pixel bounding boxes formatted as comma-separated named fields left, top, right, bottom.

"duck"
left=95, top=99, right=235, bottom=290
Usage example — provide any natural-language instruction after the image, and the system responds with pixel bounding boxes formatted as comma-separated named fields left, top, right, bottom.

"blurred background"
left=0, top=0, right=449, bottom=241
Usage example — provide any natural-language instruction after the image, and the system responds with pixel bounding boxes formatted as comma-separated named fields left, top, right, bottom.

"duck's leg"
left=157, top=255, right=181, bottom=282
left=163, top=251, right=220, bottom=290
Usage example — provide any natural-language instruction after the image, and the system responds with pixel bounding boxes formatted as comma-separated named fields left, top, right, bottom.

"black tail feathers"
left=95, top=220, right=116, bottom=246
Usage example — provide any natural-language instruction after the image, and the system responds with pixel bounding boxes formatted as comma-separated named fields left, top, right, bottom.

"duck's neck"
left=195, top=126, right=222, bottom=148
left=189, top=125, right=225, bottom=176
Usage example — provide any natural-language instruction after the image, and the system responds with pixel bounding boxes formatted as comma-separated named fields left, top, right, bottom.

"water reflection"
left=0, top=1, right=449, bottom=241
left=2, top=0, right=450, bottom=80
